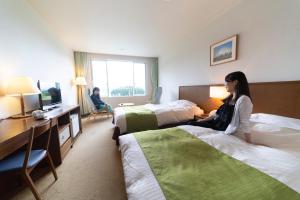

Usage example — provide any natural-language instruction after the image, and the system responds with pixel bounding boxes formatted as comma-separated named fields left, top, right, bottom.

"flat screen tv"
left=37, top=81, right=62, bottom=110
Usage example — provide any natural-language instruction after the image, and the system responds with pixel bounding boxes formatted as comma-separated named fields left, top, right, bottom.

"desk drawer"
left=59, top=126, right=70, bottom=146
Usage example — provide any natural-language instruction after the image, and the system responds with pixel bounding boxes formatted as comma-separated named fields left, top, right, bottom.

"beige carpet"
left=5, top=118, right=127, bottom=200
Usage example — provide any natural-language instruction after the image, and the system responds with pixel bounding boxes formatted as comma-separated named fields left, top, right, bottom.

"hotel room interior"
left=0, top=0, right=300, bottom=200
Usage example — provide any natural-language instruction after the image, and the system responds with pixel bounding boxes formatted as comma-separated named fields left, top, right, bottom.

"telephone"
left=32, top=110, right=46, bottom=120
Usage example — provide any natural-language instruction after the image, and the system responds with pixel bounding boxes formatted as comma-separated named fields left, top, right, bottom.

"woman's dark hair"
left=92, top=87, right=100, bottom=95
left=224, top=71, right=251, bottom=103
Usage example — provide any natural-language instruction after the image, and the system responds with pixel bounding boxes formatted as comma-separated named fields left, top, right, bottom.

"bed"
left=120, top=114, right=300, bottom=200
left=119, top=81, right=300, bottom=200
left=112, top=100, right=203, bottom=141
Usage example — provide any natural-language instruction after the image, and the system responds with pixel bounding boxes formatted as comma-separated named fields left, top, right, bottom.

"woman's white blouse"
left=224, top=95, right=253, bottom=135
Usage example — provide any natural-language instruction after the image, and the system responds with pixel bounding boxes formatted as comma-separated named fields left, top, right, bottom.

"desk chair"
left=0, top=120, right=58, bottom=200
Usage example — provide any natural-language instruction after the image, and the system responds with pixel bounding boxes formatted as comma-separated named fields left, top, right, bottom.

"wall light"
left=209, top=86, right=229, bottom=99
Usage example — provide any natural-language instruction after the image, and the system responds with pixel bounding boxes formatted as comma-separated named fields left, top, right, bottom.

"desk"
left=0, top=105, right=82, bottom=165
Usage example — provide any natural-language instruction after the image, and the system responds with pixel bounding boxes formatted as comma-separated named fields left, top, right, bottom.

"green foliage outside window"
left=110, top=86, right=145, bottom=96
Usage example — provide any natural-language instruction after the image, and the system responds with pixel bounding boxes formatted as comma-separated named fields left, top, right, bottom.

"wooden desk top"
left=0, top=117, right=44, bottom=145
left=0, top=105, right=79, bottom=160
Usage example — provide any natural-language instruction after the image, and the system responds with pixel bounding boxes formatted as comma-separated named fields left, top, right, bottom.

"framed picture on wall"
left=210, top=35, right=238, bottom=66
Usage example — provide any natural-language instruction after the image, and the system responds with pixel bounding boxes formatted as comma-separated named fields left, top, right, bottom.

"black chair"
left=0, top=119, right=58, bottom=200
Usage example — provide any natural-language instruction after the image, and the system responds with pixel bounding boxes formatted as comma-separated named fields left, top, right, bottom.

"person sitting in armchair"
left=90, top=87, right=113, bottom=113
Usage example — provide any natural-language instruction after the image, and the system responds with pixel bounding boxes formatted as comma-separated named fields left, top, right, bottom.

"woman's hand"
left=245, top=133, right=251, bottom=143
left=244, top=133, right=270, bottom=147
left=197, top=115, right=215, bottom=122
left=196, top=118, right=205, bottom=122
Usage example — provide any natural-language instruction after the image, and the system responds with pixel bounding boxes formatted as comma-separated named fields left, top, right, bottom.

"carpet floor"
left=4, top=117, right=127, bottom=200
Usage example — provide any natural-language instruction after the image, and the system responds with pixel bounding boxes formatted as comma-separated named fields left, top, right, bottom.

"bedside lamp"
left=209, top=86, right=229, bottom=99
left=6, top=76, right=40, bottom=118
left=75, top=76, right=87, bottom=114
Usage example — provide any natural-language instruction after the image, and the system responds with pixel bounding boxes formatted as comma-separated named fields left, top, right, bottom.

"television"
left=37, top=81, right=62, bottom=110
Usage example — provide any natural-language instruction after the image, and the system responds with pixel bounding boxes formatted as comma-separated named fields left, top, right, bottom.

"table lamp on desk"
left=6, top=76, right=41, bottom=118
left=75, top=76, right=87, bottom=115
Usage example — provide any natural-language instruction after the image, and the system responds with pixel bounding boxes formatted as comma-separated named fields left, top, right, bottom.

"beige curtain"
left=74, top=51, right=93, bottom=115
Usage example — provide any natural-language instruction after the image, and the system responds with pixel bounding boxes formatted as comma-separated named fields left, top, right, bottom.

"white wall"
left=89, top=53, right=157, bottom=108
left=159, top=0, right=300, bottom=103
left=0, top=0, right=76, bottom=119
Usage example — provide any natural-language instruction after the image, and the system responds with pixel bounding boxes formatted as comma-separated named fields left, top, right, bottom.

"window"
left=92, top=60, right=146, bottom=97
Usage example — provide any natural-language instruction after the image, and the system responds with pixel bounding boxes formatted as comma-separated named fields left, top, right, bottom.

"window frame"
left=91, top=59, right=147, bottom=97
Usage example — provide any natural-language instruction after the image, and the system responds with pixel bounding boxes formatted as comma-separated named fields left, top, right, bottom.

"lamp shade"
left=209, top=86, right=230, bottom=99
left=75, top=76, right=87, bottom=86
left=6, top=76, right=40, bottom=96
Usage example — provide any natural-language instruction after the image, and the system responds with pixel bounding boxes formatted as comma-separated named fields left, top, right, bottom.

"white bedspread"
left=119, top=125, right=300, bottom=200
left=114, top=100, right=203, bottom=134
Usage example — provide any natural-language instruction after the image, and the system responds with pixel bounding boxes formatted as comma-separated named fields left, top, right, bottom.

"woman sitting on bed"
left=189, top=71, right=253, bottom=142
left=90, top=87, right=113, bottom=113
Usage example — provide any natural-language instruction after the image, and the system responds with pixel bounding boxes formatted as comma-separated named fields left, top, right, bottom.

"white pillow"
left=250, top=113, right=300, bottom=130
left=248, top=122, right=300, bottom=149
left=171, top=100, right=196, bottom=107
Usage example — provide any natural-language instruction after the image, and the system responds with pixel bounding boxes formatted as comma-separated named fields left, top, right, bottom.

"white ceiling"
left=27, top=0, right=241, bottom=57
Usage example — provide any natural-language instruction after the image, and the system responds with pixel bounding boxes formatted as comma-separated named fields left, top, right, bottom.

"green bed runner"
left=133, top=128, right=300, bottom=200
left=123, top=105, right=158, bottom=133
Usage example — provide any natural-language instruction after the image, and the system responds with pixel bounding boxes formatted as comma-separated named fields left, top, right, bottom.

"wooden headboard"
left=179, top=81, right=300, bottom=119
